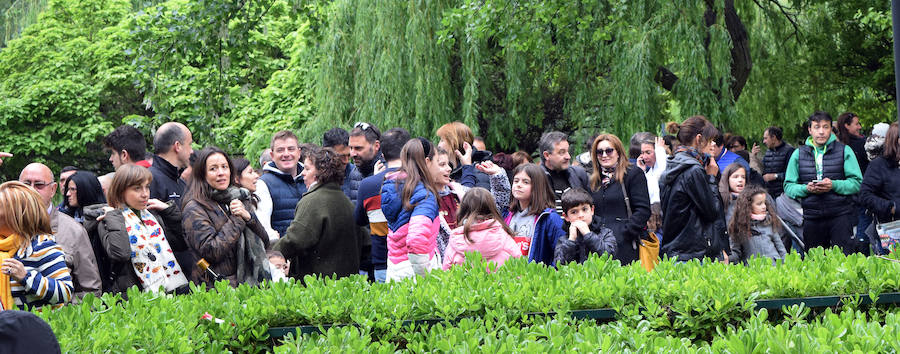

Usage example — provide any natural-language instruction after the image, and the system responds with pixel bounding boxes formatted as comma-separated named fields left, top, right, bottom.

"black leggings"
left=803, top=214, right=854, bottom=255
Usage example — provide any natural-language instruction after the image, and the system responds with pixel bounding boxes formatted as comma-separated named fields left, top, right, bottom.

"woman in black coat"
left=588, top=134, right=651, bottom=264
left=659, top=116, right=730, bottom=262
left=860, top=123, right=900, bottom=226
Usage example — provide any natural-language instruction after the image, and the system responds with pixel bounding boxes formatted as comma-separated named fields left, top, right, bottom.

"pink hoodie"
left=442, top=219, right=522, bottom=270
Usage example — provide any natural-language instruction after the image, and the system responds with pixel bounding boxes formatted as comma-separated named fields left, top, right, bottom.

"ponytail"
left=672, top=115, right=717, bottom=147
left=665, top=121, right=680, bottom=136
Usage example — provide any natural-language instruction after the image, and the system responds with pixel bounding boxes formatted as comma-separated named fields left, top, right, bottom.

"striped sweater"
left=10, top=235, right=74, bottom=310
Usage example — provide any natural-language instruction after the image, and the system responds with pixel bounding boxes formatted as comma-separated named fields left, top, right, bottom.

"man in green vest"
left=783, top=111, right=863, bottom=254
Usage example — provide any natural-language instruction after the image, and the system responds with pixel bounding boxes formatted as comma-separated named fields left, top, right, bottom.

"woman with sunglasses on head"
left=62, top=171, right=107, bottom=224
left=0, top=181, right=73, bottom=310
left=588, top=134, right=651, bottom=265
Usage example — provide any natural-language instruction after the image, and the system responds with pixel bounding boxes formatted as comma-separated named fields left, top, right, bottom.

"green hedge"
left=36, top=249, right=900, bottom=352
left=274, top=308, right=900, bottom=352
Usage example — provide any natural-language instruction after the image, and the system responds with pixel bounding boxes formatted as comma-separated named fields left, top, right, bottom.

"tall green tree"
left=0, top=0, right=142, bottom=179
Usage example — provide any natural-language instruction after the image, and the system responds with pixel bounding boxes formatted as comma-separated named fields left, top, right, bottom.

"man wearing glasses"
left=349, top=122, right=385, bottom=178
left=19, top=163, right=101, bottom=302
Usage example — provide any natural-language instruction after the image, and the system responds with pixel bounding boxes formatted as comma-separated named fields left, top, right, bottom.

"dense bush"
left=275, top=308, right=900, bottom=352
left=36, top=249, right=900, bottom=352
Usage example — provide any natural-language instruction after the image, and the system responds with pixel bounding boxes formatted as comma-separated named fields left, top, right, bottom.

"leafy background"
left=0, top=0, right=895, bottom=179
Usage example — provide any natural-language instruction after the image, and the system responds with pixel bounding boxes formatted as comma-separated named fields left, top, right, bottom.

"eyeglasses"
left=21, top=180, right=53, bottom=190
left=596, top=148, right=616, bottom=157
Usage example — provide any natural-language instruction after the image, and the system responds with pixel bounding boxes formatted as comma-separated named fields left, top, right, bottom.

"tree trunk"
left=655, top=0, right=752, bottom=101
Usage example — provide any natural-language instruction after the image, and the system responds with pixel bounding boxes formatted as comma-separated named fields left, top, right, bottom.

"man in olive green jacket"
left=274, top=148, right=370, bottom=281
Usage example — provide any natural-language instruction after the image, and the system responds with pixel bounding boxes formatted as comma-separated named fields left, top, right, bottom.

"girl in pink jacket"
left=443, top=188, right=522, bottom=270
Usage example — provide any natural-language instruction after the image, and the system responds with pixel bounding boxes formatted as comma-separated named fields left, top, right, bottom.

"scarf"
left=210, top=187, right=272, bottom=285
left=750, top=212, right=768, bottom=221
left=0, top=234, right=24, bottom=310
left=600, top=166, right=616, bottom=189
left=675, top=146, right=711, bottom=167
left=121, top=208, right=187, bottom=293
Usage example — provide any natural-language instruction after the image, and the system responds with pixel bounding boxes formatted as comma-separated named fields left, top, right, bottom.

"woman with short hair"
left=94, top=164, right=189, bottom=294
left=274, top=147, right=368, bottom=280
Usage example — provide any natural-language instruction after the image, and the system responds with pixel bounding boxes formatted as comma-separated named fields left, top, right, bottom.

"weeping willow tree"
left=313, top=0, right=759, bottom=151
left=310, top=0, right=460, bottom=142
left=0, top=0, right=48, bottom=47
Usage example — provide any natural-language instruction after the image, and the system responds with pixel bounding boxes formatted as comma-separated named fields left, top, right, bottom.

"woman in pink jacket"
left=443, top=187, right=522, bottom=270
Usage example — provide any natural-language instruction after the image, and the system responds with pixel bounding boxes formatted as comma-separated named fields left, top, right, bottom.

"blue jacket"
left=503, top=208, right=567, bottom=266
left=381, top=173, right=441, bottom=264
left=716, top=148, right=751, bottom=174
left=380, top=174, right=439, bottom=233
left=341, top=163, right=363, bottom=207
left=259, top=162, right=307, bottom=236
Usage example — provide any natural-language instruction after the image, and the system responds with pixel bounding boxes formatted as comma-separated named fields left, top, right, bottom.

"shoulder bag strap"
left=620, top=181, right=632, bottom=218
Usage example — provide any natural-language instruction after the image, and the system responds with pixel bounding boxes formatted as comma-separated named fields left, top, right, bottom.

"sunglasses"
left=596, top=148, right=616, bottom=157
left=354, top=122, right=381, bottom=138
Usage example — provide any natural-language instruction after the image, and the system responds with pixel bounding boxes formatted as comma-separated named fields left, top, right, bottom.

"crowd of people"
left=0, top=111, right=898, bottom=311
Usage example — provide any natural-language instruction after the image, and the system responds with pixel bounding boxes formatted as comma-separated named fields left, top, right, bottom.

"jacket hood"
left=449, top=220, right=512, bottom=258
left=805, top=133, right=838, bottom=150
left=661, top=152, right=703, bottom=185
left=264, top=161, right=304, bottom=182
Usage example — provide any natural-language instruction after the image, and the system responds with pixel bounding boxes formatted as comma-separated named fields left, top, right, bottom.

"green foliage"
left=274, top=308, right=900, bottom=352
left=0, top=0, right=895, bottom=177
left=0, top=0, right=139, bottom=178
left=35, top=249, right=900, bottom=351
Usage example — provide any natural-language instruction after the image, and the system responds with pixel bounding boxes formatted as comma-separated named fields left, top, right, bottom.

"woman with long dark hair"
left=659, top=116, right=730, bottom=262
left=62, top=171, right=106, bottom=223
left=182, top=147, right=271, bottom=287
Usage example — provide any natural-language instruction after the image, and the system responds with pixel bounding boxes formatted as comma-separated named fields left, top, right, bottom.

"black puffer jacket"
left=860, top=157, right=900, bottom=222
left=553, top=215, right=617, bottom=265
left=659, top=152, right=730, bottom=262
